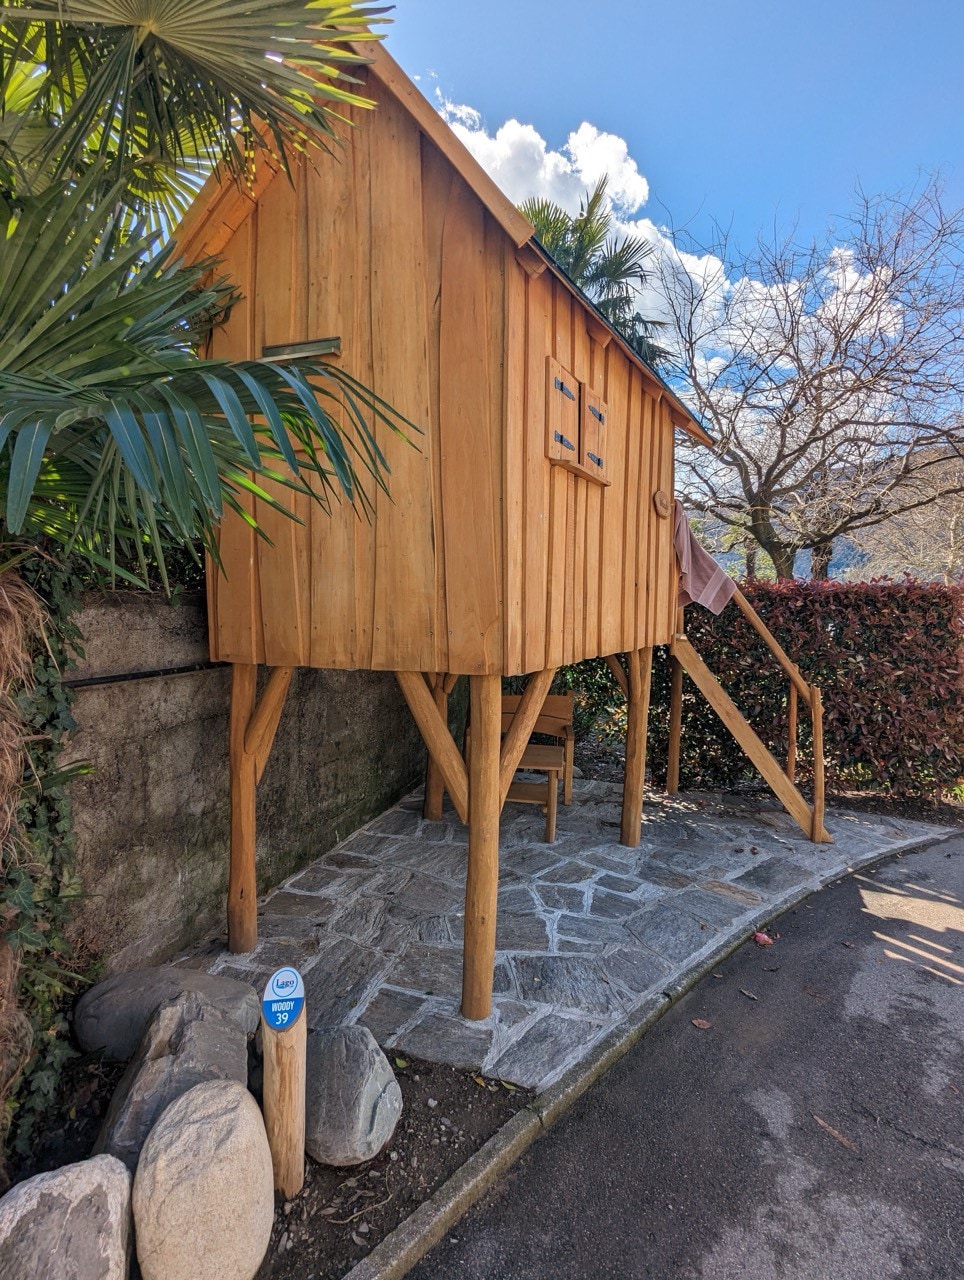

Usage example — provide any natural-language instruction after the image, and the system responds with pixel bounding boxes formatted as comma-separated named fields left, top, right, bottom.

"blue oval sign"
left=261, top=966, right=305, bottom=1031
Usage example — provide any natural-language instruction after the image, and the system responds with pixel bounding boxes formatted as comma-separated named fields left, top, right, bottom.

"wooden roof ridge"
left=173, top=38, right=712, bottom=445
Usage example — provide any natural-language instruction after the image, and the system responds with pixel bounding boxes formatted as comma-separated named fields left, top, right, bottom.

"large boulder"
left=0, top=1154, right=131, bottom=1279
left=305, top=1025, right=402, bottom=1166
left=133, top=1079, right=273, bottom=1280
left=74, top=966, right=260, bottom=1060
left=94, top=991, right=249, bottom=1170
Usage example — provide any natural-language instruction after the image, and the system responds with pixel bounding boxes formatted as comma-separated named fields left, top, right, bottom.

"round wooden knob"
left=653, top=489, right=672, bottom=518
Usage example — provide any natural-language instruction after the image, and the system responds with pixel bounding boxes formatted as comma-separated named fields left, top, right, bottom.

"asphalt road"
left=411, top=837, right=964, bottom=1280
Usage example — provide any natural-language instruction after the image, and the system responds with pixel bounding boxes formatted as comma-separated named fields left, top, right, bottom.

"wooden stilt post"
left=667, top=658, right=683, bottom=796
left=810, top=686, right=826, bottom=842
left=620, top=648, right=654, bottom=848
left=787, top=683, right=798, bottom=783
left=424, top=675, right=448, bottom=820
left=667, top=608, right=684, bottom=795
left=462, top=673, right=501, bottom=1021
left=262, top=1009, right=307, bottom=1197
left=229, top=663, right=258, bottom=953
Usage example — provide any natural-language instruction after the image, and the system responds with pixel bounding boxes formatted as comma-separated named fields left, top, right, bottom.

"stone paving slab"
left=185, top=782, right=954, bottom=1091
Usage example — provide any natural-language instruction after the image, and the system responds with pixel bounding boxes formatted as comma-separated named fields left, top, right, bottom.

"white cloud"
left=429, top=95, right=887, bottom=390
left=436, top=94, right=648, bottom=217
left=433, top=93, right=725, bottom=343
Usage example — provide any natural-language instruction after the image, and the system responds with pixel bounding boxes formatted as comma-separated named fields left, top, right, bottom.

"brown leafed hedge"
left=645, top=580, right=964, bottom=800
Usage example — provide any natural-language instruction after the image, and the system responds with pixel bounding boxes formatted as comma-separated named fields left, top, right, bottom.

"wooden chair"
left=499, top=693, right=575, bottom=843
left=464, top=692, right=575, bottom=842
left=500, top=694, right=575, bottom=803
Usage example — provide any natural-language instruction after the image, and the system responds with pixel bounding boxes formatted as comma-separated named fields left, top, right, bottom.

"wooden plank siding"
left=501, top=267, right=677, bottom=672
left=204, top=63, right=683, bottom=677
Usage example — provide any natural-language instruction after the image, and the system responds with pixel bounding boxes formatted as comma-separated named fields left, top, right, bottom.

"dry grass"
left=0, top=570, right=46, bottom=1182
left=0, top=572, right=45, bottom=864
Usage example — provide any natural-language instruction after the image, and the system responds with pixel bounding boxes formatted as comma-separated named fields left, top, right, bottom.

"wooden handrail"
left=728, top=591, right=826, bottom=813
left=810, top=686, right=826, bottom=841
left=787, top=683, right=798, bottom=783
left=731, top=588, right=811, bottom=700
left=672, top=596, right=831, bottom=844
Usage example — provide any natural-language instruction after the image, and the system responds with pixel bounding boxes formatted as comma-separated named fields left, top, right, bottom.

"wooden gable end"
left=193, top=46, right=688, bottom=677
left=204, top=66, right=509, bottom=675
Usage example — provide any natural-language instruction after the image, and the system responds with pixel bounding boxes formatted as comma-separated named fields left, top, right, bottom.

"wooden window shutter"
left=546, top=356, right=580, bottom=461
left=580, top=384, right=609, bottom=483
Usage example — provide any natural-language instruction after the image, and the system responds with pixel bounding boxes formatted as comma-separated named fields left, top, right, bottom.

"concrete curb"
left=343, top=825, right=958, bottom=1280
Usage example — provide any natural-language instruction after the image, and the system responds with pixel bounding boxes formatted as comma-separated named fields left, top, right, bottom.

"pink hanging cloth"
left=673, top=500, right=737, bottom=615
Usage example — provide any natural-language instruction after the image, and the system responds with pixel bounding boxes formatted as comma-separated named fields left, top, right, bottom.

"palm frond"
left=0, top=174, right=411, bottom=582
left=520, top=176, right=665, bottom=365
left=0, top=0, right=390, bottom=192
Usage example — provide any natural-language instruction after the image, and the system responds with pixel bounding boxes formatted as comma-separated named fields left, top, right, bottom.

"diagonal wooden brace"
left=229, top=663, right=294, bottom=954
left=396, top=671, right=469, bottom=823
left=246, top=666, right=294, bottom=784
left=498, top=668, right=557, bottom=807
left=604, top=653, right=629, bottom=698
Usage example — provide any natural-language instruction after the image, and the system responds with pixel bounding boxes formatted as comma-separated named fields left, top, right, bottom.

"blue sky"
left=386, top=0, right=964, bottom=249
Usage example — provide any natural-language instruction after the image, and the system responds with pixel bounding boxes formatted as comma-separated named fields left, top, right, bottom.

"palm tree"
left=520, top=177, right=666, bottom=365
left=0, top=0, right=405, bottom=581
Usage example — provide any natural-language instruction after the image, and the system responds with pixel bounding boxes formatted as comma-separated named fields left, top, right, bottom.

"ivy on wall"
left=2, top=555, right=88, bottom=1160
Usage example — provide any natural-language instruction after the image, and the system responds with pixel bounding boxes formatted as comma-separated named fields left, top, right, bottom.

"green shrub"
left=564, top=580, right=964, bottom=801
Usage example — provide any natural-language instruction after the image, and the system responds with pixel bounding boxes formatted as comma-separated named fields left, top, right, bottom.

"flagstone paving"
left=184, top=781, right=953, bottom=1090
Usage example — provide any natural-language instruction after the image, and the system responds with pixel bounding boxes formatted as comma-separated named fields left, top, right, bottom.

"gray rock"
left=74, top=966, right=260, bottom=1060
left=94, top=991, right=249, bottom=1170
left=133, top=1080, right=273, bottom=1280
left=394, top=1013, right=493, bottom=1071
left=0, top=1154, right=131, bottom=1280
left=305, top=1025, right=402, bottom=1166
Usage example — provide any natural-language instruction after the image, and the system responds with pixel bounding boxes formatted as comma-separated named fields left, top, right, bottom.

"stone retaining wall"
left=63, top=593, right=425, bottom=972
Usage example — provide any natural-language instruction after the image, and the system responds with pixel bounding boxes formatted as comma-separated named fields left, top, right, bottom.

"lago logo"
left=262, top=966, right=305, bottom=1030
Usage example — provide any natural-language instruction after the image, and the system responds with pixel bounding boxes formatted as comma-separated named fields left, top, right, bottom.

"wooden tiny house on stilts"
left=176, top=44, right=829, bottom=1023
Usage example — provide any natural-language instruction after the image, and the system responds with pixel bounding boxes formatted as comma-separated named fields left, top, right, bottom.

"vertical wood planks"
left=250, top=160, right=300, bottom=670
left=654, top=398, right=676, bottom=643
left=348, top=84, right=379, bottom=671
left=598, top=345, right=629, bottom=658
left=620, top=371, right=642, bottom=652
left=522, top=272, right=551, bottom=673
left=502, top=258, right=527, bottom=674
left=252, top=156, right=311, bottom=666
left=305, top=95, right=369, bottom=670
left=438, top=179, right=503, bottom=673
left=198, top=66, right=700, bottom=678
left=420, top=143, right=454, bottom=675
left=254, top=479, right=310, bottom=666
left=640, top=389, right=660, bottom=649
left=546, top=285, right=573, bottom=668
left=208, top=212, right=263, bottom=663
left=583, top=337, right=605, bottom=657
left=483, top=216, right=507, bottom=666
left=570, top=318, right=591, bottom=662
left=369, top=85, right=437, bottom=672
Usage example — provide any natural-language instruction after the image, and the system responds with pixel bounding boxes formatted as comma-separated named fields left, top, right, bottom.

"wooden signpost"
left=261, top=967, right=307, bottom=1198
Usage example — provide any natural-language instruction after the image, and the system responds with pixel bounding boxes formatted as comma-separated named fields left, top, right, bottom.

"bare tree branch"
left=658, top=181, right=964, bottom=578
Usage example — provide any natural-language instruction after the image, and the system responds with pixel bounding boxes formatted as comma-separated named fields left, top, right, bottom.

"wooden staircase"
left=668, top=590, right=832, bottom=844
